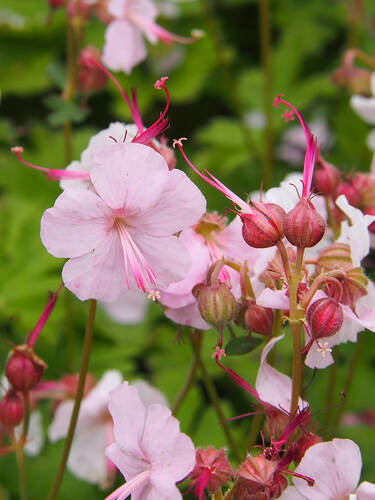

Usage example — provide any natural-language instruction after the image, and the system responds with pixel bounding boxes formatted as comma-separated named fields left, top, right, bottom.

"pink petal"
left=350, top=95, right=375, bottom=125
left=256, top=336, right=307, bottom=412
left=135, top=169, right=206, bottom=236
left=48, top=400, right=74, bottom=442
left=101, top=290, right=149, bottom=324
left=91, top=142, right=168, bottom=211
left=293, top=439, right=362, bottom=499
left=133, top=484, right=182, bottom=500
left=82, top=370, right=122, bottom=417
left=62, top=229, right=127, bottom=302
left=41, top=189, right=112, bottom=258
left=141, top=404, right=195, bottom=488
left=279, top=486, right=306, bottom=499
left=129, top=232, right=191, bottom=289
left=108, top=0, right=158, bottom=22
left=131, top=380, right=169, bottom=408
left=108, top=382, right=146, bottom=459
left=356, top=481, right=375, bottom=499
left=106, top=442, right=147, bottom=482
left=60, top=160, right=91, bottom=190
left=257, top=288, right=290, bottom=310
left=103, top=20, right=147, bottom=74
left=214, top=216, right=260, bottom=266
left=165, top=302, right=210, bottom=330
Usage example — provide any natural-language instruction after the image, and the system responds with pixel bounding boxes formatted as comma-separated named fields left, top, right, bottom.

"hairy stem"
left=189, top=331, right=241, bottom=461
left=11, top=431, right=27, bottom=500
left=48, top=299, right=97, bottom=500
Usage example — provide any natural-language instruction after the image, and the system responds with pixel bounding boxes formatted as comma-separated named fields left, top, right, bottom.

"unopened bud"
left=0, top=391, right=24, bottom=428
left=244, top=303, right=274, bottom=336
left=317, top=242, right=352, bottom=271
left=241, top=201, right=286, bottom=248
left=332, top=66, right=371, bottom=95
left=335, top=181, right=361, bottom=208
left=307, top=298, right=343, bottom=339
left=78, top=47, right=107, bottom=94
left=189, top=447, right=234, bottom=494
left=326, top=267, right=368, bottom=311
left=48, top=0, right=66, bottom=8
left=352, top=173, right=375, bottom=210
left=67, top=0, right=93, bottom=21
left=284, top=198, right=326, bottom=248
left=195, top=283, right=237, bottom=331
left=313, top=158, right=341, bottom=196
left=6, top=345, right=47, bottom=392
left=365, top=205, right=375, bottom=233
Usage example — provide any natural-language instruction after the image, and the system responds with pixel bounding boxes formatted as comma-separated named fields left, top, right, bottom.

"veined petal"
left=356, top=481, right=375, bottom=499
left=101, top=290, right=149, bottom=324
left=165, top=302, right=211, bottom=330
left=41, top=189, right=112, bottom=258
left=91, top=142, right=168, bottom=211
left=62, top=229, right=127, bottom=302
left=103, top=20, right=147, bottom=74
left=106, top=442, right=147, bottom=483
left=134, top=169, right=206, bottom=236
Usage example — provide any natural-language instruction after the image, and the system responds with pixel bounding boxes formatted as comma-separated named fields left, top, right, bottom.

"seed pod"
left=307, top=298, right=343, bottom=339
left=335, top=181, right=361, bottom=208
left=241, top=201, right=286, bottom=248
left=189, top=447, right=234, bottom=494
left=284, top=198, right=326, bottom=248
left=0, top=391, right=24, bottom=428
left=313, top=159, right=340, bottom=196
left=195, top=283, right=237, bottom=331
left=244, top=303, right=274, bottom=336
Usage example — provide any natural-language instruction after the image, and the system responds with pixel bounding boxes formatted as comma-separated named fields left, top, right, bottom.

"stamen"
left=147, top=290, right=160, bottom=301
left=11, top=147, right=90, bottom=181
left=212, top=346, right=226, bottom=360
left=104, top=470, right=151, bottom=500
left=316, top=341, right=332, bottom=357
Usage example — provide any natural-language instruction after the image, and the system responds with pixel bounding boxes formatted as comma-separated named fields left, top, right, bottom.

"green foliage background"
left=0, top=0, right=375, bottom=498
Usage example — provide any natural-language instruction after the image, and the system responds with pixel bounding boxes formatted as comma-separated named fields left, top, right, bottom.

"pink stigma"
left=212, top=346, right=226, bottom=360
left=282, top=110, right=295, bottom=122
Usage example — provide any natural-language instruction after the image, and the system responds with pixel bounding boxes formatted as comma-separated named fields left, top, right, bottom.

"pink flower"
left=105, top=381, right=195, bottom=500
left=48, top=372, right=168, bottom=487
left=102, top=0, right=201, bottom=74
left=101, top=289, right=149, bottom=324
left=350, top=72, right=375, bottom=124
left=280, top=438, right=375, bottom=499
left=40, top=141, right=206, bottom=301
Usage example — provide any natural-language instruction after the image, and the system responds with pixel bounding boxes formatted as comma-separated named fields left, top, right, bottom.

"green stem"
left=246, top=411, right=263, bottom=452
left=259, top=0, right=273, bottom=188
left=211, top=489, right=224, bottom=500
left=11, top=431, right=27, bottom=500
left=48, top=299, right=97, bottom=500
left=323, top=353, right=337, bottom=440
left=330, top=333, right=365, bottom=437
left=21, top=392, right=30, bottom=446
left=171, top=356, right=199, bottom=415
left=189, top=331, right=241, bottom=462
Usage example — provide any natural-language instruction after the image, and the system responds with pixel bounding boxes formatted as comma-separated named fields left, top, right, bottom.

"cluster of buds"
left=332, top=49, right=373, bottom=96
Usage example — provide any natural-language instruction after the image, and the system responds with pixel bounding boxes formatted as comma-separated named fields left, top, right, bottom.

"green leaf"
left=225, top=335, right=262, bottom=356
left=44, top=95, right=89, bottom=126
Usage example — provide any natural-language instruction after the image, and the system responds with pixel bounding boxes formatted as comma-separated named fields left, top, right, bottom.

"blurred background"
left=0, top=0, right=375, bottom=498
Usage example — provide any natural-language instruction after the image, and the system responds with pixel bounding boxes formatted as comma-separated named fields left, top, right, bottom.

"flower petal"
left=356, top=481, right=375, bottom=499
left=103, top=20, right=147, bottom=74
left=141, top=404, right=195, bottom=489
left=105, top=442, right=146, bottom=483
left=293, top=439, right=362, bottom=499
left=91, top=142, right=168, bottom=211
left=165, top=302, right=210, bottom=330
left=62, top=229, right=127, bottom=302
left=41, top=189, right=111, bottom=258
left=350, top=95, right=375, bottom=124
left=108, top=382, right=146, bottom=458
left=101, top=290, right=149, bottom=324
left=131, top=380, right=169, bottom=408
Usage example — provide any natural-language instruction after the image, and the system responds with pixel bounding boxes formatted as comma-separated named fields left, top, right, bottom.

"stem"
left=323, top=353, right=337, bottom=440
left=64, top=288, right=75, bottom=371
left=330, top=333, right=365, bottom=437
left=171, top=356, right=199, bottom=415
left=212, top=490, right=224, bottom=500
left=246, top=412, right=263, bottom=452
left=21, top=392, right=30, bottom=446
left=276, top=241, right=292, bottom=281
left=259, top=0, right=273, bottom=188
left=48, top=299, right=97, bottom=500
left=189, top=331, right=241, bottom=461
left=11, top=431, right=27, bottom=500
left=201, top=0, right=259, bottom=166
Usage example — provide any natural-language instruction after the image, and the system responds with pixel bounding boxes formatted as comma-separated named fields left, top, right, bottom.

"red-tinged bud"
left=158, top=140, right=176, bottom=170
left=244, top=303, right=274, bottom=336
left=78, top=47, right=107, bottom=94
left=195, top=283, right=237, bottom=331
left=352, top=173, right=375, bottom=210
left=332, top=66, right=371, bottom=95
left=364, top=205, right=375, bottom=233
left=326, top=267, right=368, bottom=311
left=0, top=391, right=24, bottom=428
left=307, top=298, right=343, bottom=339
left=48, top=0, right=66, bottom=8
left=235, top=454, right=288, bottom=500
left=95, top=0, right=113, bottom=24
left=284, top=198, right=326, bottom=248
left=67, top=0, right=93, bottom=21
left=317, top=242, right=353, bottom=271
left=295, top=432, right=322, bottom=463
left=6, top=345, right=47, bottom=392
left=313, top=158, right=341, bottom=196
left=241, top=201, right=286, bottom=249
left=189, top=447, right=234, bottom=495
left=260, top=247, right=296, bottom=289
left=335, top=181, right=361, bottom=208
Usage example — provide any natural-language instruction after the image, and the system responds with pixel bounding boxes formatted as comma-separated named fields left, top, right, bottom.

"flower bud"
left=6, top=345, right=47, bottom=392
left=332, top=66, right=371, bottom=95
left=364, top=205, right=375, bottom=233
left=241, top=201, right=286, bottom=248
left=335, top=181, right=361, bottom=208
left=48, top=0, right=66, bottom=8
left=189, top=447, right=234, bottom=494
left=316, top=242, right=352, bottom=271
left=284, top=198, right=326, bottom=248
left=295, top=432, right=322, bottom=463
left=0, top=391, right=24, bottom=428
left=244, top=303, right=274, bottom=336
left=195, top=283, right=237, bottom=331
left=352, top=173, right=375, bottom=210
left=78, top=47, right=107, bottom=94
left=307, top=298, right=343, bottom=339
left=326, top=267, right=368, bottom=311
left=313, top=158, right=340, bottom=196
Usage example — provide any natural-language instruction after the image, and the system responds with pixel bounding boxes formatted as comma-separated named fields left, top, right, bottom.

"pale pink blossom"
left=350, top=72, right=375, bottom=124
left=280, top=438, right=375, bottom=500
left=105, top=381, right=195, bottom=500
left=102, top=0, right=200, bottom=74
left=49, top=372, right=168, bottom=487
left=41, top=141, right=206, bottom=301
left=101, top=289, right=149, bottom=324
